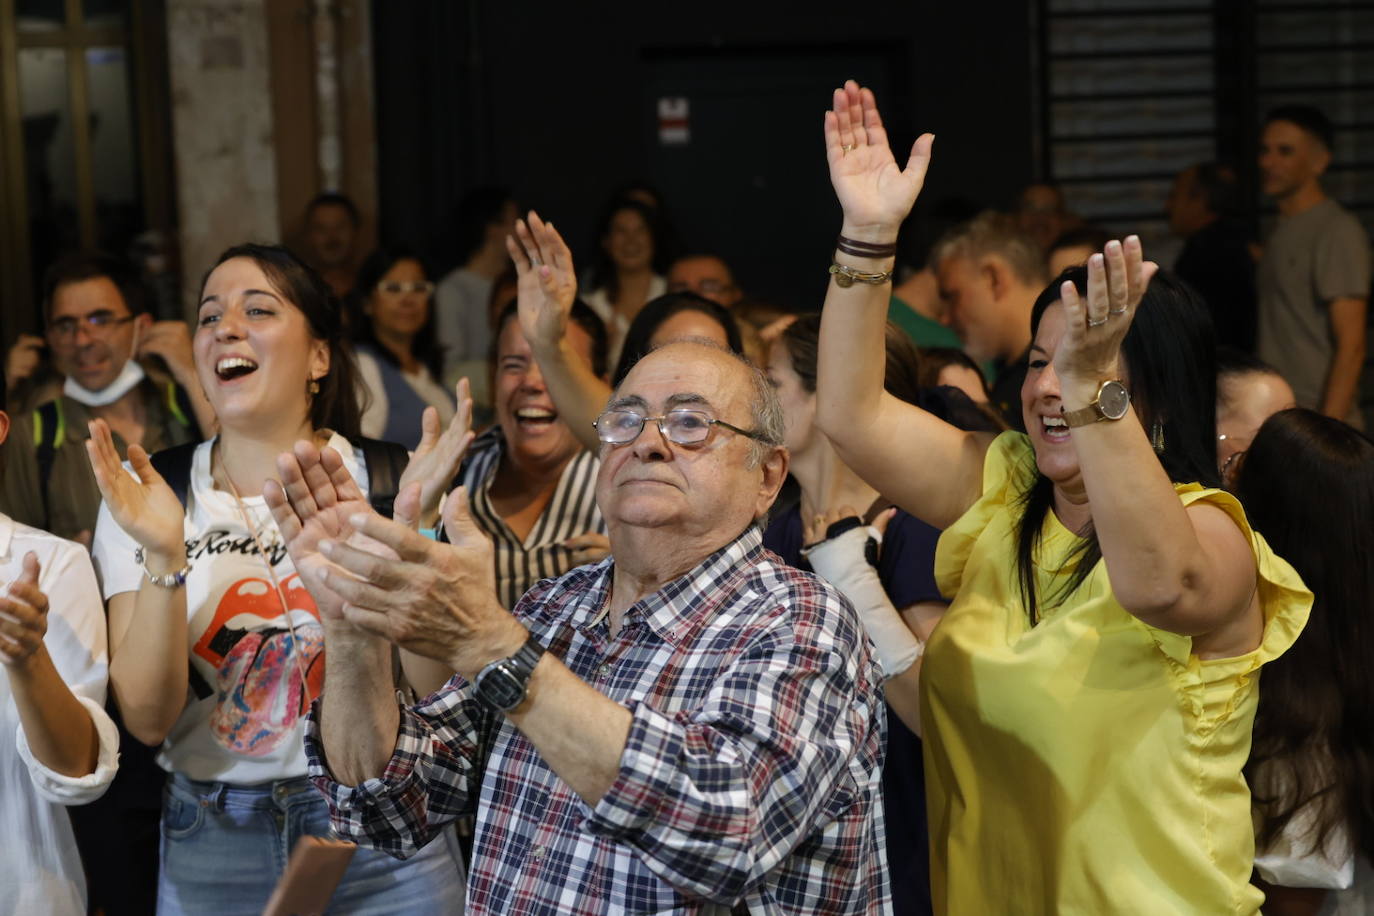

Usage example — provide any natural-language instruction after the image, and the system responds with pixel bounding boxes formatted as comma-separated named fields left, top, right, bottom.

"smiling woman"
left=814, top=80, right=1311, bottom=914
left=83, top=243, right=467, bottom=914
left=349, top=248, right=454, bottom=450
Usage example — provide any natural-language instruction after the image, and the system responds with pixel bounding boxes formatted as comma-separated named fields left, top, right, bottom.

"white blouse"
left=0, top=515, right=119, bottom=916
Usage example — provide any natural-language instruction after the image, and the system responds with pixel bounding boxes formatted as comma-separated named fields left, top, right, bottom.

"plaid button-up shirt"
left=305, top=525, right=891, bottom=915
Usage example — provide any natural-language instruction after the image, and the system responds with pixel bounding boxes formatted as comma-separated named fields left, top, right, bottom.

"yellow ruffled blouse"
left=922, top=432, right=1312, bottom=914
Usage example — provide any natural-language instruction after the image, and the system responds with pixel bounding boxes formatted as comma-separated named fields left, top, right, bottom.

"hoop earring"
left=1150, top=421, right=1165, bottom=453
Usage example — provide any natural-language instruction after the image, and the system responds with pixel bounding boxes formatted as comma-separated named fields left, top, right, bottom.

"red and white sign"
left=658, top=97, right=690, bottom=146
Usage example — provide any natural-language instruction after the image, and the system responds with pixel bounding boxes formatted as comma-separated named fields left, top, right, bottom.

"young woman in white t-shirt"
left=87, top=244, right=465, bottom=915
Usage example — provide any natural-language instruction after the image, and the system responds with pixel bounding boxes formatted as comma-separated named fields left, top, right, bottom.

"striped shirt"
left=305, top=526, right=892, bottom=915
left=459, top=426, right=603, bottom=609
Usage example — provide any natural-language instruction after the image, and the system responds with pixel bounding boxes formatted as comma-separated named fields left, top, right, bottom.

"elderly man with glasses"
left=268, top=333, right=891, bottom=914
left=2, top=252, right=213, bottom=545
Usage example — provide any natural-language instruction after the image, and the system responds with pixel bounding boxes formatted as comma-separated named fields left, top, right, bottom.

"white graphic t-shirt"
left=91, top=434, right=371, bottom=784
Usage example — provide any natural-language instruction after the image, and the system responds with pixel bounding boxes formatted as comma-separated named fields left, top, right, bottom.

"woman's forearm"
left=107, top=551, right=191, bottom=746
left=1066, top=393, right=1252, bottom=635
left=8, top=645, right=99, bottom=776
left=815, top=232, right=897, bottom=435
left=816, top=237, right=989, bottom=528
left=528, top=335, right=610, bottom=453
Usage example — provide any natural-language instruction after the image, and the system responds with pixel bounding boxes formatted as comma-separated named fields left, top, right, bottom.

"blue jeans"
left=158, top=773, right=466, bottom=915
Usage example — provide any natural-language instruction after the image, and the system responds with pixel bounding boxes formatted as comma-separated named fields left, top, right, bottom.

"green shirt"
left=887, top=295, right=964, bottom=350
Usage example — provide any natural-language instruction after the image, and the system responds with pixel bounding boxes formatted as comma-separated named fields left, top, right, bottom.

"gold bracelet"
left=829, top=263, right=893, bottom=288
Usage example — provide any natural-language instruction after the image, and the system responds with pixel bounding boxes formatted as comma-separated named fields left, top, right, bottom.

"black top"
left=988, top=349, right=1030, bottom=432
left=1174, top=217, right=1258, bottom=354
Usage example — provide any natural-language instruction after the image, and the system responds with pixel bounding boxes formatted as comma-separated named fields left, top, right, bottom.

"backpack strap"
left=148, top=442, right=198, bottom=510
left=349, top=436, right=410, bottom=520
left=32, top=400, right=64, bottom=521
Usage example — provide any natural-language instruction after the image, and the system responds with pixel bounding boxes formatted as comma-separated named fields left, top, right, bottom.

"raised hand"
left=5, top=334, right=46, bottom=391
left=825, top=80, right=935, bottom=241
left=308, top=487, right=521, bottom=680
left=85, top=419, right=185, bottom=559
left=0, top=553, right=48, bottom=668
left=138, top=320, right=196, bottom=380
left=1053, top=236, right=1159, bottom=385
left=264, top=441, right=383, bottom=621
left=398, top=377, right=475, bottom=528
left=507, top=211, right=578, bottom=350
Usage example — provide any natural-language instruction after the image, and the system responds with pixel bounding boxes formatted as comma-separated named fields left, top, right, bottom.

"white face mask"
left=64, top=357, right=147, bottom=407
left=64, top=318, right=148, bottom=407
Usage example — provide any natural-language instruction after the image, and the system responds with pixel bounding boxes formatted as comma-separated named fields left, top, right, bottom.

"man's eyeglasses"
left=376, top=280, right=435, bottom=296
left=48, top=311, right=137, bottom=340
left=593, top=407, right=770, bottom=446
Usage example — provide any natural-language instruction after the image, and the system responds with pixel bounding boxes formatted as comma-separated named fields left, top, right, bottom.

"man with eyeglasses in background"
left=666, top=253, right=743, bottom=308
left=0, top=251, right=214, bottom=916
left=1, top=252, right=214, bottom=545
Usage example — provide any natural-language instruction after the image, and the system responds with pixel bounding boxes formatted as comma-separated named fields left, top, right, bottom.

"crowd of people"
left=1, top=77, right=1370, bottom=916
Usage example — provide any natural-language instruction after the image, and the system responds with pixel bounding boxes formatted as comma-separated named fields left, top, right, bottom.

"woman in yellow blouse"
left=814, top=81, right=1311, bottom=914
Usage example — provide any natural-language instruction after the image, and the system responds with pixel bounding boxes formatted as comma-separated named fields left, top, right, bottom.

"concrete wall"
left=167, top=0, right=281, bottom=313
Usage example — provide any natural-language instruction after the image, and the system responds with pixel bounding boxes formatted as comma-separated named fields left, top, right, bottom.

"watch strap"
left=1061, top=379, right=1128, bottom=428
left=474, top=633, right=546, bottom=712
left=1060, top=401, right=1105, bottom=428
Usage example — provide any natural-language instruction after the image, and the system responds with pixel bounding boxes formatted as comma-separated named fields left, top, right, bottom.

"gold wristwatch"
left=1061, top=379, right=1130, bottom=427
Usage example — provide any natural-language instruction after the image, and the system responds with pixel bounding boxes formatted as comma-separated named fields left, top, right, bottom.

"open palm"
left=85, top=419, right=185, bottom=557
left=825, top=80, right=935, bottom=236
left=507, top=210, right=578, bottom=348
left=264, top=442, right=385, bottom=620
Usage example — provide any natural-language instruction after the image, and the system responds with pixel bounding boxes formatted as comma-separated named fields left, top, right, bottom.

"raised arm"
left=87, top=419, right=190, bottom=746
left=814, top=81, right=993, bottom=529
left=1058, top=240, right=1260, bottom=647
left=1, top=552, right=101, bottom=777
left=508, top=211, right=610, bottom=452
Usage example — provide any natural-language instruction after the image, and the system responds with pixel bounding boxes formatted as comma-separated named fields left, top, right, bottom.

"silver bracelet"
left=134, top=546, right=191, bottom=588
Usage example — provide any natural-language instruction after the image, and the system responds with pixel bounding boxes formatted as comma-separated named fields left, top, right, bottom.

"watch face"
left=477, top=666, right=526, bottom=711
left=1099, top=381, right=1130, bottom=420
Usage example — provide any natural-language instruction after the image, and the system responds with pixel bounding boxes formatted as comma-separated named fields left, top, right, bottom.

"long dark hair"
left=586, top=198, right=671, bottom=301
left=350, top=248, right=444, bottom=381
left=1237, top=408, right=1374, bottom=866
left=779, top=313, right=1002, bottom=432
left=611, top=292, right=743, bottom=386
left=201, top=243, right=362, bottom=439
left=1015, top=267, right=1220, bottom=623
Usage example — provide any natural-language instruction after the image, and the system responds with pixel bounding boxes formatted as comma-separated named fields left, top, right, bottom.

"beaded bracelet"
left=134, top=546, right=192, bottom=588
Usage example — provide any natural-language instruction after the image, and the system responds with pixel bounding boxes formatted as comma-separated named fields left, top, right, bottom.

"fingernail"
left=319, top=539, right=333, bottom=555
left=348, top=513, right=368, bottom=527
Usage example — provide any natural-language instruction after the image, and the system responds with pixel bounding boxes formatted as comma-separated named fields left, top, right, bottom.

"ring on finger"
left=1109, top=306, right=1128, bottom=315
left=841, top=144, right=855, bottom=153
left=530, top=258, right=542, bottom=267
left=1087, top=316, right=1109, bottom=328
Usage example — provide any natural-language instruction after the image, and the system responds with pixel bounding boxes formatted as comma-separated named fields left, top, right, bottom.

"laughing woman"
left=814, top=82, right=1311, bottom=913
left=86, top=244, right=465, bottom=915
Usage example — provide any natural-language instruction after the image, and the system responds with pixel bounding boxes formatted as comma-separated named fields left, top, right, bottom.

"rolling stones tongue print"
left=191, top=571, right=324, bottom=757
